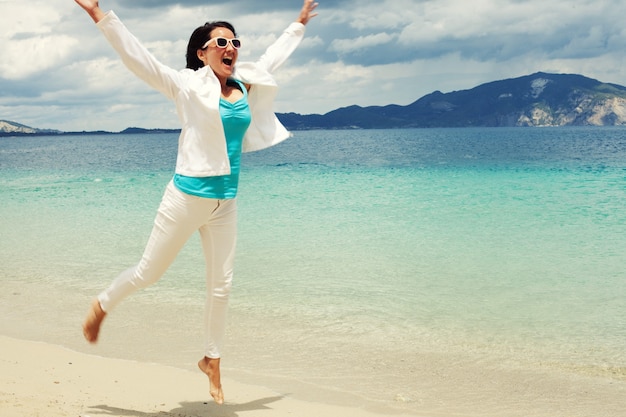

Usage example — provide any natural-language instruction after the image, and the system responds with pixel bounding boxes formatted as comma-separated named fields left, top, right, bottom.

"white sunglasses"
left=202, top=37, right=242, bottom=50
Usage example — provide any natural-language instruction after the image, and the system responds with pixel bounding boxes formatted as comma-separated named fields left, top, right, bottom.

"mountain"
left=0, top=120, right=61, bottom=136
left=277, top=72, right=626, bottom=129
left=0, top=122, right=179, bottom=137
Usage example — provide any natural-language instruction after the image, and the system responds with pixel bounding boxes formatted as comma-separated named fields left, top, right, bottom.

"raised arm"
left=73, top=1, right=183, bottom=101
left=296, top=0, right=319, bottom=25
left=75, top=0, right=106, bottom=23
left=248, top=0, right=319, bottom=75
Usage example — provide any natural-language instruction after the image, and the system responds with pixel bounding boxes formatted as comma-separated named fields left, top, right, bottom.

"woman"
left=75, top=0, right=318, bottom=405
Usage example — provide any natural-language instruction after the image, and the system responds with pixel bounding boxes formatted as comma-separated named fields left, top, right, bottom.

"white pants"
left=98, top=180, right=237, bottom=358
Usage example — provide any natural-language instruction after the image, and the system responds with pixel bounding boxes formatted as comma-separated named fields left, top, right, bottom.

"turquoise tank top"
left=173, top=79, right=251, bottom=199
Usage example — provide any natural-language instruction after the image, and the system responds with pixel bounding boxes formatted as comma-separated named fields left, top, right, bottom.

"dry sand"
left=0, top=335, right=414, bottom=417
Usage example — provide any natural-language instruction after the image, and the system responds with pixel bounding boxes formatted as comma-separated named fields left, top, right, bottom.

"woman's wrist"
left=87, top=7, right=106, bottom=23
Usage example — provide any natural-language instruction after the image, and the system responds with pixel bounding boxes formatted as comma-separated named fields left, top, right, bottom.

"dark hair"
left=186, top=21, right=237, bottom=70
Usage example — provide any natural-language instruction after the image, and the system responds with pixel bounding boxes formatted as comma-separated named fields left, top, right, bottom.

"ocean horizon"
left=1, top=127, right=625, bottom=415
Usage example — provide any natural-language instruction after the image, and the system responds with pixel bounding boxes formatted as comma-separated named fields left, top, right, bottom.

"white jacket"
left=97, top=11, right=305, bottom=176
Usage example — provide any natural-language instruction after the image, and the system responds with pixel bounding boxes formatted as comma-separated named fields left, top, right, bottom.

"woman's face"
left=197, top=27, right=239, bottom=80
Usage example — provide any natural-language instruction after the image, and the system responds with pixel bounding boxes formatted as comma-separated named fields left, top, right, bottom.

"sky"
left=1, top=0, right=626, bottom=132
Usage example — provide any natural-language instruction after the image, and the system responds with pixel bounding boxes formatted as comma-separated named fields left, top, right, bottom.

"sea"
left=1, top=127, right=625, bottom=415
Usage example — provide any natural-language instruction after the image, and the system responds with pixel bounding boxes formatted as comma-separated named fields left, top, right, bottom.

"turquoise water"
left=1, top=128, right=625, bottom=412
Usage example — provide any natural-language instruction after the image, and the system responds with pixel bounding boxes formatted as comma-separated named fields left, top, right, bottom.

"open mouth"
left=222, top=58, right=233, bottom=66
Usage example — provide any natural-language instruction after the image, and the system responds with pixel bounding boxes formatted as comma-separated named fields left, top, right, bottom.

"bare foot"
left=198, top=356, right=224, bottom=405
left=82, top=299, right=106, bottom=343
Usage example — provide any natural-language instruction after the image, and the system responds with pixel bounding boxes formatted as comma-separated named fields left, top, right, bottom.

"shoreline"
left=1, top=279, right=626, bottom=416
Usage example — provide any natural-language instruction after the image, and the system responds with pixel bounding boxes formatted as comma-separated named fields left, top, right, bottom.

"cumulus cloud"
left=0, top=34, right=78, bottom=79
left=330, top=32, right=396, bottom=55
left=1, top=0, right=626, bottom=131
left=332, top=0, right=625, bottom=63
left=0, top=2, right=79, bottom=79
left=113, top=0, right=346, bottom=12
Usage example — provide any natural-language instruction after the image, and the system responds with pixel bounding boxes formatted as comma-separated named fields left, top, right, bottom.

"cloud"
left=323, top=0, right=626, bottom=64
left=0, top=3, right=79, bottom=79
left=2, top=0, right=626, bottom=131
left=330, top=32, right=396, bottom=55
left=112, top=0, right=347, bottom=12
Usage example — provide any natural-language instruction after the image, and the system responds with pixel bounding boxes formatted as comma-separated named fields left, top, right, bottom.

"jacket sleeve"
left=230, top=21, right=308, bottom=153
left=96, top=11, right=184, bottom=101
left=255, top=22, right=306, bottom=74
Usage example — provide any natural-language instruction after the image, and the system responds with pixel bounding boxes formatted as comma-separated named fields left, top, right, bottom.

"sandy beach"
left=3, top=330, right=626, bottom=417
left=1, top=335, right=414, bottom=417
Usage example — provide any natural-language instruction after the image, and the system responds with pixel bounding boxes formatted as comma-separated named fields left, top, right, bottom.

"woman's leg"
left=83, top=182, right=214, bottom=342
left=199, top=198, right=238, bottom=358
left=197, top=198, right=238, bottom=405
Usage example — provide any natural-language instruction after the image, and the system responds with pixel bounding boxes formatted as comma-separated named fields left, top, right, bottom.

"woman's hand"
left=74, top=0, right=106, bottom=23
left=296, top=0, right=319, bottom=25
